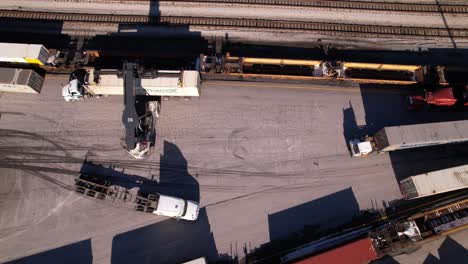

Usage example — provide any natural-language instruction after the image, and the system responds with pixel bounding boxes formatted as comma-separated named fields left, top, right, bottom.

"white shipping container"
left=89, top=70, right=200, bottom=96
left=0, top=67, right=44, bottom=94
left=400, top=165, right=468, bottom=199
left=375, top=121, right=468, bottom=152
left=0, top=43, right=49, bottom=65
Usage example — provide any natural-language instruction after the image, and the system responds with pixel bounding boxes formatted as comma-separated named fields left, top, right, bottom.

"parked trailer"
left=400, top=165, right=468, bottom=199
left=350, top=120, right=468, bottom=156
left=0, top=67, right=44, bottom=94
left=86, top=69, right=201, bottom=97
left=0, top=42, right=49, bottom=65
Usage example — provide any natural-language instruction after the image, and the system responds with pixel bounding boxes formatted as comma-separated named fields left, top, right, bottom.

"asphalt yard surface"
left=0, top=76, right=467, bottom=263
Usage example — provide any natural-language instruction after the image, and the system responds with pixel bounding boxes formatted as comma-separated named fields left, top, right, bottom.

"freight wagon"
left=400, top=165, right=468, bottom=199
left=202, top=54, right=430, bottom=85
left=0, top=67, right=44, bottom=94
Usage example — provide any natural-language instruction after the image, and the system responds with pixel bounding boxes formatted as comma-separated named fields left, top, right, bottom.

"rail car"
left=0, top=41, right=466, bottom=93
left=201, top=54, right=435, bottom=85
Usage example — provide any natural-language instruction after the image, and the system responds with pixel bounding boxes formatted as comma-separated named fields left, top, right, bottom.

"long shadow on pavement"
left=423, top=236, right=468, bottom=264
left=247, top=188, right=362, bottom=263
left=110, top=208, right=221, bottom=264
left=376, top=235, right=468, bottom=264
left=5, top=239, right=92, bottom=264
left=268, top=187, right=360, bottom=241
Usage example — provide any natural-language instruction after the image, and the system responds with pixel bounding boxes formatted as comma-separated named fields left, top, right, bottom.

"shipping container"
left=400, top=164, right=468, bottom=199
left=0, top=67, right=44, bottom=94
left=291, top=238, right=379, bottom=264
left=374, top=120, right=468, bottom=152
left=88, top=70, right=200, bottom=96
left=0, top=42, right=49, bottom=65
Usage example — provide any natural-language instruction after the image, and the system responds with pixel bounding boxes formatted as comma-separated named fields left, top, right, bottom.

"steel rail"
left=1, top=10, right=468, bottom=38
left=50, top=0, right=468, bottom=13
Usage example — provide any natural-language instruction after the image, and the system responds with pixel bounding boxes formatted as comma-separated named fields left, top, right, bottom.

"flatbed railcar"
left=202, top=54, right=432, bottom=85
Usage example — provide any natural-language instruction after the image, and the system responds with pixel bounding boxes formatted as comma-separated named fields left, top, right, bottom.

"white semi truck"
left=350, top=120, right=468, bottom=157
left=135, top=193, right=199, bottom=221
left=399, top=164, right=468, bottom=199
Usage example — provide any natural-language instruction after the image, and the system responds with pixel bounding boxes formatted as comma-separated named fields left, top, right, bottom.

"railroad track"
left=2, top=10, right=468, bottom=38
left=51, top=0, right=468, bottom=13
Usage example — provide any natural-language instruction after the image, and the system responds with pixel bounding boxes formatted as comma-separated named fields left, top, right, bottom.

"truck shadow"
left=157, top=141, right=200, bottom=202
left=80, top=141, right=199, bottom=203
left=4, top=239, right=92, bottom=264
left=342, top=101, right=368, bottom=155
left=110, top=208, right=228, bottom=264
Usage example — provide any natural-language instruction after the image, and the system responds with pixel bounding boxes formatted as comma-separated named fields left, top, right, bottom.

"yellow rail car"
left=207, top=54, right=429, bottom=85
left=341, top=62, right=425, bottom=84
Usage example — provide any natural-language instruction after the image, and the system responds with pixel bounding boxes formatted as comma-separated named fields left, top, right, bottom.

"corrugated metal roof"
left=401, top=164, right=468, bottom=199
left=384, top=120, right=468, bottom=149
left=293, top=238, right=379, bottom=264
left=0, top=67, right=32, bottom=85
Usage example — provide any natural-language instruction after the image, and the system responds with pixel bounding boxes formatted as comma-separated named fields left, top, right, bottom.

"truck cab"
left=152, top=194, right=200, bottom=221
left=61, top=69, right=89, bottom=102
left=349, top=138, right=373, bottom=157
